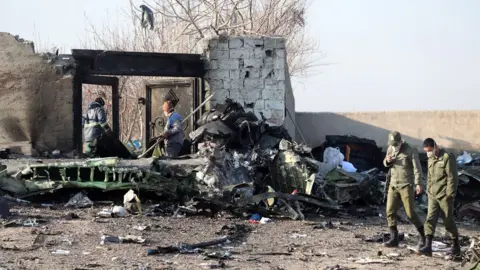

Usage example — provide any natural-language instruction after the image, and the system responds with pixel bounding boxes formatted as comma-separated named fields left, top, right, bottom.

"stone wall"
left=203, top=36, right=292, bottom=134
left=0, top=33, right=73, bottom=154
left=296, top=111, right=480, bottom=153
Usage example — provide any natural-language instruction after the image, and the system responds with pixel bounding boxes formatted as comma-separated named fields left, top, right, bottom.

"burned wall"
left=202, top=36, right=295, bottom=139
left=0, top=33, right=73, bottom=154
left=296, top=111, right=480, bottom=153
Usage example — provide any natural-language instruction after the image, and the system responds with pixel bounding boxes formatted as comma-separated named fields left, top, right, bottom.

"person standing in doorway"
left=383, top=131, right=425, bottom=248
left=157, top=100, right=184, bottom=157
left=82, top=97, right=111, bottom=157
left=418, top=138, right=460, bottom=258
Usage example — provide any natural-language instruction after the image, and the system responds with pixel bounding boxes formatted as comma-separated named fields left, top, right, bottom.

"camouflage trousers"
left=424, top=196, right=459, bottom=238
left=386, top=184, right=423, bottom=228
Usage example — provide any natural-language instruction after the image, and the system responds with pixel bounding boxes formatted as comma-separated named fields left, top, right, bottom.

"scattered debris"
left=64, top=192, right=93, bottom=208
left=353, top=258, right=394, bottom=264
left=147, top=236, right=230, bottom=255
left=64, top=212, right=80, bottom=220
left=133, top=225, right=150, bottom=231
left=51, top=250, right=70, bottom=255
left=290, top=233, right=307, bottom=238
left=97, top=206, right=128, bottom=218
left=100, top=235, right=146, bottom=245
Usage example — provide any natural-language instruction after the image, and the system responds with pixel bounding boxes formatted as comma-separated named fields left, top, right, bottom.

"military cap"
left=388, top=131, right=402, bottom=146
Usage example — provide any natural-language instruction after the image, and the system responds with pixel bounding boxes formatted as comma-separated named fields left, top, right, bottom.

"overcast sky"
left=1, top=0, right=478, bottom=112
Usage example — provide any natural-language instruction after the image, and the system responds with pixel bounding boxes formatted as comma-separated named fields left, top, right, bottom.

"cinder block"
left=214, top=90, right=230, bottom=100
left=265, top=37, right=286, bottom=49
left=244, top=38, right=264, bottom=48
left=208, top=50, right=230, bottom=60
left=244, top=59, right=263, bottom=68
left=207, top=70, right=230, bottom=80
left=254, top=100, right=265, bottom=110
left=263, top=88, right=285, bottom=101
left=275, top=38, right=286, bottom=49
left=205, top=60, right=219, bottom=70
left=227, top=79, right=244, bottom=90
left=229, top=48, right=252, bottom=59
left=239, top=89, right=262, bottom=103
left=261, top=68, right=274, bottom=79
left=208, top=39, right=219, bottom=48
left=218, top=59, right=240, bottom=69
left=273, top=59, right=286, bottom=69
left=228, top=89, right=242, bottom=101
left=265, top=100, right=285, bottom=110
left=230, top=70, right=241, bottom=79
left=243, top=78, right=264, bottom=90
left=254, top=48, right=265, bottom=59
left=258, top=109, right=272, bottom=119
left=229, top=38, right=244, bottom=49
left=218, top=40, right=229, bottom=50
left=276, top=49, right=286, bottom=58
left=264, top=58, right=274, bottom=69
left=207, top=79, right=224, bottom=90
left=241, top=68, right=260, bottom=79
left=273, top=69, right=286, bottom=80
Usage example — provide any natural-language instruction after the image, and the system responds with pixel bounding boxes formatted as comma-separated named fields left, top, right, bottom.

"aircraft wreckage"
left=0, top=99, right=383, bottom=219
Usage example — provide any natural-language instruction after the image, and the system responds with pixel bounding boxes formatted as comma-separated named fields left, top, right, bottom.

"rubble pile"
left=0, top=99, right=385, bottom=220
left=187, top=99, right=383, bottom=218
left=455, top=152, right=480, bottom=221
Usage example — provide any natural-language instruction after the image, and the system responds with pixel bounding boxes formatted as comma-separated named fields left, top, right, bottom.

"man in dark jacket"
left=83, top=97, right=111, bottom=157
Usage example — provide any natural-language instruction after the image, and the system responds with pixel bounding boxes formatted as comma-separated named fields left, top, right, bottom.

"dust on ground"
left=0, top=204, right=476, bottom=270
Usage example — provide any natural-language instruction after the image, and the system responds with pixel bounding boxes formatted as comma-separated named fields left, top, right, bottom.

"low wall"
left=0, top=33, right=73, bottom=153
left=296, top=111, right=480, bottom=153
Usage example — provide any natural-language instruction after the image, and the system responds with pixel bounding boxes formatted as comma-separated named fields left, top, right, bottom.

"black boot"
left=418, top=235, right=433, bottom=256
left=447, top=238, right=461, bottom=257
left=417, top=226, right=426, bottom=249
left=383, top=226, right=399, bottom=247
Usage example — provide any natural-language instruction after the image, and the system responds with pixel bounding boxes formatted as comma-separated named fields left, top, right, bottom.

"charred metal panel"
left=71, top=50, right=205, bottom=77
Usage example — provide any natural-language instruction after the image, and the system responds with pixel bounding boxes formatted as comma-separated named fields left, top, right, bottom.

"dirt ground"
left=0, top=203, right=477, bottom=270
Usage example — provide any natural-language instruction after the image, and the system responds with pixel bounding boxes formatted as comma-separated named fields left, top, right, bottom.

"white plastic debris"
left=340, top=161, right=357, bottom=172
left=52, top=250, right=70, bottom=255
left=97, top=209, right=113, bottom=218
left=457, top=151, right=473, bottom=165
left=290, top=233, right=307, bottom=238
left=259, top=217, right=272, bottom=224
left=112, top=206, right=127, bottom=217
left=323, top=147, right=345, bottom=167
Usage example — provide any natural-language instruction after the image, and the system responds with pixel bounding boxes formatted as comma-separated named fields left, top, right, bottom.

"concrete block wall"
left=0, top=32, right=73, bottom=154
left=203, top=36, right=288, bottom=127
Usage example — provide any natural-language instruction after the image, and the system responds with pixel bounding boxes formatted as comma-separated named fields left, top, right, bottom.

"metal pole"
left=285, top=108, right=314, bottom=159
left=138, top=92, right=215, bottom=158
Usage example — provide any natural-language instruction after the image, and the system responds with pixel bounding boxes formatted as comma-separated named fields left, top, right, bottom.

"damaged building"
left=1, top=31, right=480, bottom=222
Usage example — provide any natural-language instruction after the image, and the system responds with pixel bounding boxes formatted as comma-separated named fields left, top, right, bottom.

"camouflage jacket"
left=383, top=142, right=423, bottom=188
left=427, top=149, right=458, bottom=199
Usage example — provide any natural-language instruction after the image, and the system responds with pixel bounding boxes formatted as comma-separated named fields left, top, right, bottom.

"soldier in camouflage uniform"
left=418, top=138, right=460, bottom=257
left=383, top=131, right=425, bottom=248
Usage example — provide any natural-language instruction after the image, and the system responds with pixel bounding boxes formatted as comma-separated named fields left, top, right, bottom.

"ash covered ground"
left=0, top=203, right=478, bottom=270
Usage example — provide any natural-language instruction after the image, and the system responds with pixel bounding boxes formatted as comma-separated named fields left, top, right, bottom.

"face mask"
left=427, top=151, right=434, bottom=158
left=392, top=146, right=400, bottom=152
left=164, top=111, right=168, bottom=117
